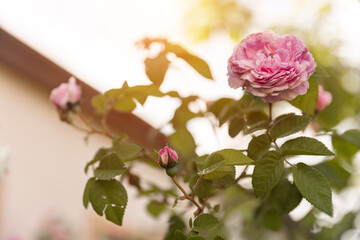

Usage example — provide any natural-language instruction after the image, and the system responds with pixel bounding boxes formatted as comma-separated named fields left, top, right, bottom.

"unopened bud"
left=158, top=146, right=179, bottom=169
left=316, top=85, right=332, bottom=112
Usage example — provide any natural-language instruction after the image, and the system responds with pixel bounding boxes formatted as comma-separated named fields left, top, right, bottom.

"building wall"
left=0, top=64, right=169, bottom=240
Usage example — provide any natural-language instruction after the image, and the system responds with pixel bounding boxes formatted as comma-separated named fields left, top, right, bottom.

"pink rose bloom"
left=158, top=146, right=178, bottom=168
left=227, top=31, right=316, bottom=103
left=50, top=77, right=81, bottom=110
left=316, top=85, right=332, bottom=111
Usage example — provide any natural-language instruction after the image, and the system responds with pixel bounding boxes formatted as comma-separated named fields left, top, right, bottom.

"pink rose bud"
left=316, top=85, right=332, bottom=112
left=158, top=146, right=179, bottom=169
left=50, top=77, right=81, bottom=110
left=227, top=31, right=317, bottom=103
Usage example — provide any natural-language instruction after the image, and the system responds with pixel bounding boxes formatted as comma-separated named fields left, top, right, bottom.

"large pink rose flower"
left=227, top=31, right=316, bottom=103
left=50, top=77, right=81, bottom=110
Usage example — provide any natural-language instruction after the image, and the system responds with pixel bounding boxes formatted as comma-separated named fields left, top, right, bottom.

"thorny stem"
left=171, top=177, right=203, bottom=212
left=191, top=175, right=203, bottom=198
left=76, top=113, right=113, bottom=139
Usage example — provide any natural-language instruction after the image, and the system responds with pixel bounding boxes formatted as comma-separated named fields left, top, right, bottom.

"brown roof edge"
left=0, top=27, right=167, bottom=149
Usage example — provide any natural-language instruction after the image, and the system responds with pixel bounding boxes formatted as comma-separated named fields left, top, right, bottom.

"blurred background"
left=0, top=0, right=360, bottom=239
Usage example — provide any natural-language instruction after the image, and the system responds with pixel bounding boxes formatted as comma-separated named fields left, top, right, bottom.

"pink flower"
left=158, top=146, right=178, bottom=168
left=227, top=31, right=316, bottom=103
left=316, top=85, right=332, bottom=111
left=50, top=77, right=81, bottom=110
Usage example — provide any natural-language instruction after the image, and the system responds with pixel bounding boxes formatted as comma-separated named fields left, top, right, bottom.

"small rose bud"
left=50, top=76, right=81, bottom=111
left=158, top=146, right=179, bottom=169
left=316, top=85, right=332, bottom=112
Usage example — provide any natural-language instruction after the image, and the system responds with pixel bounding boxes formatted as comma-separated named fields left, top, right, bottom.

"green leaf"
left=84, top=148, right=110, bottom=174
left=269, top=179, right=302, bottom=213
left=104, top=205, right=126, bottom=226
left=193, top=214, right=219, bottom=232
left=252, top=151, right=284, bottom=197
left=228, top=116, right=245, bottom=137
left=332, top=135, right=359, bottom=164
left=314, top=159, right=351, bottom=191
left=262, top=209, right=283, bottom=231
left=174, top=230, right=188, bottom=240
left=125, top=84, right=164, bottom=105
left=188, top=230, right=199, bottom=237
left=194, top=155, right=208, bottom=170
left=93, top=152, right=127, bottom=180
left=197, top=152, right=239, bottom=180
left=170, top=129, right=197, bottom=159
left=246, top=111, right=268, bottom=126
left=145, top=51, right=170, bottom=86
left=290, top=77, right=318, bottom=115
left=146, top=200, right=167, bottom=218
left=198, top=153, right=225, bottom=175
left=339, top=129, right=360, bottom=148
left=166, top=43, right=213, bottom=79
left=172, top=97, right=201, bottom=129
left=83, top=177, right=95, bottom=208
left=188, top=237, right=206, bottom=240
left=208, top=98, right=234, bottom=119
left=91, top=94, right=108, bottom=114
left=269, top=114, right=310, bottom=139
left=280, top=137, right=334, bottom=156
left=292, top=163, right=333, bottom=216
left=89, top=179, right=128, bottom=226
left=203, top=165, right=235, bottom=180
left=218, top=102, right=239, bottom=126
left=112, top=143, right=141, bottom=160
left=105, top=82, right=128, bottom=99
left=216, top=149, right=254, bottom=165
left=165, top=215, right=186, bottom=240
left=213, top=204, right=220, bottom=213
left=211, top=167, right=235, bottom=184
left=112, top=97, right=137, bottom=112
left=190, top=176, right=212, bottom=198
left=247, top=134, right=272, bottom=161
left=237, top=94, right=268, bottom=113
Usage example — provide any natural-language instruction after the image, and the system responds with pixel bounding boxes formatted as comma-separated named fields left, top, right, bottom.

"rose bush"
left=227, top=31, right=316, bottom=103
left=50, top=35, right=360, bottom=240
